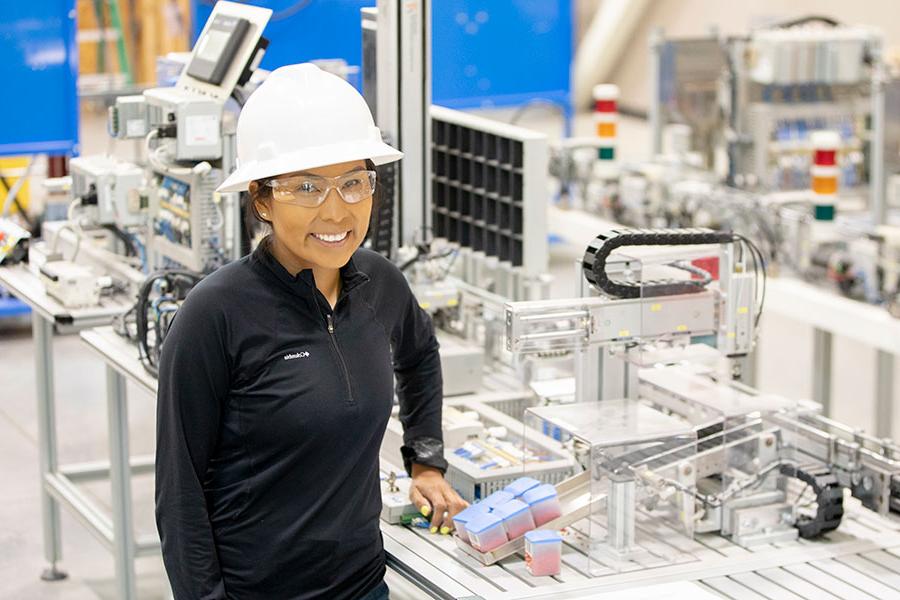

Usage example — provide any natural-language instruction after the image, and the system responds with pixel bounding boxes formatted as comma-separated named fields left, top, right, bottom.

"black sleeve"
left=390, top=274, right=448, bottom=476
left=155, top=285, right=230, bottom=600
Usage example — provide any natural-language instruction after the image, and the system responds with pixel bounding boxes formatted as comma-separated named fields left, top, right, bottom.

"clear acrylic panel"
left=526, top=400, right=697, bottom=575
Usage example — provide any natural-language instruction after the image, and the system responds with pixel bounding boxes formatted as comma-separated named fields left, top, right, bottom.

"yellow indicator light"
left=596, top=122, right=617, bottom=138
left=650, top=303, right=662, bottom=312
left=812, top=176, right=838, bottom=195
left=447, top=298, right=459, bottom=307
left=676, top=324, right=688, bottom=332
left=737, top=306, right=749, bottom=314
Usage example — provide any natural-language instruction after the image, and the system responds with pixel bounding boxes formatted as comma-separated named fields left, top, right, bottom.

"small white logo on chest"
left=283, top=351, right=311, bottom=361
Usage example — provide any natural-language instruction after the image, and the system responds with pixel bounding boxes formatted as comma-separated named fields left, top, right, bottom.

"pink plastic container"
left=522, top=484, right=561, bottom=527
left=524, top=530, right=562, bottom=576
left=452, top=503, right=490, bottom=544
left=493, top=499, right=536, bottom=540
left=466, top=512, right=508, bottom=553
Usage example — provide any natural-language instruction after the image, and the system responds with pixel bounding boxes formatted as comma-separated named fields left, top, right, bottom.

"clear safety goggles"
left=264, top=170, right=377, bottom=208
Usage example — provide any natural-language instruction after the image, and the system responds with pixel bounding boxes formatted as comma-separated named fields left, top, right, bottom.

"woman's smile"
left=309, top=230, right=352, bottom=247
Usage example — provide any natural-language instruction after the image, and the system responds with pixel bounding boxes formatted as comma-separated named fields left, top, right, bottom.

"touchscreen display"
left=196, top=29, right=230, bottom=63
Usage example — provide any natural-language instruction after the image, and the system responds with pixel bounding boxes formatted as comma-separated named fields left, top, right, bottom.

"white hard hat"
left=217, top=63, right=402, bottom=193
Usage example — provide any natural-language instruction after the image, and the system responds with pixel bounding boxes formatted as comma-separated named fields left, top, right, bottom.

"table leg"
left=33, top=313, right=67, bottom=581
left=812, top=328, right=833, bottom=416
left=875, top=351, right=895, bottom=439
left=107, top=366, right=137, bottom=599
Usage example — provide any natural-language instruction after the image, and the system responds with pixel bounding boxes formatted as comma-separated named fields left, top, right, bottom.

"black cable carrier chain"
left=582, top=228, right=736, bottom=299
left=779, top=463, right=845, bottom=538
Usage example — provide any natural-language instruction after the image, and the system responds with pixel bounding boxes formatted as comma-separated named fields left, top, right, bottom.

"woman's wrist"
left=411, top=463, right=443, bottom=479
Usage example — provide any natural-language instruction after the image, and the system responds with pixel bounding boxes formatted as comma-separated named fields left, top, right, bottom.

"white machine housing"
left=69, top=156, right=145, bottom=228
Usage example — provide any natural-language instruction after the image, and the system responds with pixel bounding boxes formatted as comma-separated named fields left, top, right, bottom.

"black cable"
left=773, top=15, right=840, bottom=29
left=132, top=270, right=203, bottom=377
left=583, top=228, right=734, bottom=298
left=398, top=246, right=424, bottom=272
left=732, top=233, right=768, bottom=329
left=101, top=224, right=139, bottom=257
left=667, top=261, right=713, bottom=287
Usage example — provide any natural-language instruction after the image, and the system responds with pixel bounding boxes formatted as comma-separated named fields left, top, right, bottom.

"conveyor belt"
left=381, top=496, right=900, bottom=599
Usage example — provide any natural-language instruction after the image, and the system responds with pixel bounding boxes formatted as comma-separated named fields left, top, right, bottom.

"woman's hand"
left=409, top=464, right=468, bottom=534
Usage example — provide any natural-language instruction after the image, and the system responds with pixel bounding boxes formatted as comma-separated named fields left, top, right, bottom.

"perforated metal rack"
left=430, top=106, right=548, bottom=277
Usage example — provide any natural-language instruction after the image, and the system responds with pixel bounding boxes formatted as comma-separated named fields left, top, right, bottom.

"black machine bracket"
left=780, top=463, right=845, bottom=538
left=582, top=228, right=734, bottom=299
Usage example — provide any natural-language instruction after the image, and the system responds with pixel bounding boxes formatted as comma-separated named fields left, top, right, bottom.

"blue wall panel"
left=0, top=2, right=80, bottom=156
left=432, top=1, right=571, bottom=110
left=191, top=0, right=571, bottom=111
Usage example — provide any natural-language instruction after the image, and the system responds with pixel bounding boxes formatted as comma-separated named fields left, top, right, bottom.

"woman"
left=155, top=63, right=467, bottom=600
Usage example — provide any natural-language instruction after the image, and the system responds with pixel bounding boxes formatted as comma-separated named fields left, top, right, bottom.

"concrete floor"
left=0, top=324, right=168, bottom=599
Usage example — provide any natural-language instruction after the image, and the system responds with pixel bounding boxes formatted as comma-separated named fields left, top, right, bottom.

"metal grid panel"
left=430, top=105, right=548, bottom=276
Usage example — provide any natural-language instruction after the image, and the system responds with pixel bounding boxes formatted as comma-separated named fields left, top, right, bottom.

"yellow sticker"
left=727, top=331, right=736, bottom=338
left=650, top=303, right=662, bottom=312
left=447, top=298, right=459, bottom=307
left=420, top=302, right=431, bottom=309
left=738, top=306, right=749, bottom=314
left=676, top=324, right=688, bottom=332
left=618, top=330, right=630, bottom=337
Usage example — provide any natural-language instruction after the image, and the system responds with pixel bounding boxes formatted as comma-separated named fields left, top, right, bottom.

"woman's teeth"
left=311, top=231, right=350, bottom=243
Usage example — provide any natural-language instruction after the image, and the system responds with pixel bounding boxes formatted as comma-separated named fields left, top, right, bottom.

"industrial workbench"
left=0, top=264, right=137, bottom=589
left=74, top=324, right=900, bottom=600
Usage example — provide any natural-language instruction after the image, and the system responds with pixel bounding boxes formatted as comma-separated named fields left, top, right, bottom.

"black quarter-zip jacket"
left=155, top=244, right=447, bottom=600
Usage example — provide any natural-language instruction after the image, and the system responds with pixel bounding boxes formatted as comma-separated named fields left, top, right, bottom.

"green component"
left=814, top=204, right=835, bottom=221
left=598, top=146, right=615, bottom=160
left=399, top=513, right=429, bottom=528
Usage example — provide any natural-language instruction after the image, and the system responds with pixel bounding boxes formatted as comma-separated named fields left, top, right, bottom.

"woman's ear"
left=255, top=199, right=271, bottom=220
left=249, top=181, right=271, bottom=221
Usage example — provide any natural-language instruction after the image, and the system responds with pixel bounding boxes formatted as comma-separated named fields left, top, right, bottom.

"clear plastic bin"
left=503, top=476, right=542, bottom=499
left=521, top=484, right=561, bottom=527
left=466, top=512, right=508, bottom=552
left=493, top=499, right=535, bottom=539
left=452, top=503, right=490, bottom=543
left=524, top=530, right=562, bottom=576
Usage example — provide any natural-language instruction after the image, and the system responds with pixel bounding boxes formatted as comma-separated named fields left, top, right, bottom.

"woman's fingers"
left=442, top=492, right=468, bottom=532
left=429, top=497, right=448, bottom=531
left=409, top=485, right=431, bottom=519
left=409, top=475, right=470, bottom=534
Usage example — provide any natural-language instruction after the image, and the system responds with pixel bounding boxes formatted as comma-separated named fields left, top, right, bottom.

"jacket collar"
left=251, top=241, right=371, bottom=298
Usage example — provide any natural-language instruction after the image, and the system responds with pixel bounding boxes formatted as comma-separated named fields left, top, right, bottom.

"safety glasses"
left=265, top=170, right=376, bottom=208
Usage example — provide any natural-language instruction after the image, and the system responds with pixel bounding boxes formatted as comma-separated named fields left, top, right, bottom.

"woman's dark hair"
left=243, top=159, right=383, bottom=252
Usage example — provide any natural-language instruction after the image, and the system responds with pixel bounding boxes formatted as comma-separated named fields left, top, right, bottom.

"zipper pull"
left=326, top=313, right=334, bottom=334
